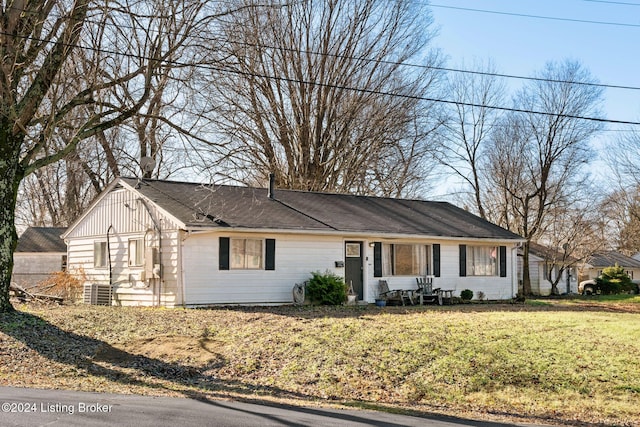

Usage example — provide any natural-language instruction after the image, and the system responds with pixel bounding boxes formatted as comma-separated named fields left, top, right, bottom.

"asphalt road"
left=0, top=387, right=549, bottom=427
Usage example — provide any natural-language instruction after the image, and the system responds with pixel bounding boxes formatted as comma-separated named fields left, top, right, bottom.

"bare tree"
left=610, top=126, right=640, bottom=189
left=204, top=0, right=444, bottom=196
left=0, top=0, right=217, bottom=312
left=436, top=60, right=506, bottom=218
left=601, top=126, right=640, bottom=254
left=482, top=60, right=604, bottom=295
left=536, top=198, right=604, bottom=294
left=595, top=187, right=640, bottom=255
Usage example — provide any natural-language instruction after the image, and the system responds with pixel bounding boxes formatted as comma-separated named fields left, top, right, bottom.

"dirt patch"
left=94, top=335, right=224, bottom=366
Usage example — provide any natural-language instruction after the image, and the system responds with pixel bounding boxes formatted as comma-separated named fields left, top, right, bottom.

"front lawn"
left=1, top=299, right=639, bottom=426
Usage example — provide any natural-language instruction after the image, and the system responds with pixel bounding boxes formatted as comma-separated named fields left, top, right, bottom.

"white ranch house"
left=63, top=177, right=525, bottom=307
left=523, top=243, right=579, bottom=296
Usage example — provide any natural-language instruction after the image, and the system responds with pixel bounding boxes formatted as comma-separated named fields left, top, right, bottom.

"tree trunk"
left=522, top=241, right=532, bottom=296
left=0, top=132, right=23, bottom=313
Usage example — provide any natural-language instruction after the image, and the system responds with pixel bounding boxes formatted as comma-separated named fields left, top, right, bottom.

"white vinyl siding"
left=67, top=230, right=181, bottom=307
left=64, top=187, right=179, bottom=239
left=183, top=233, right=342, bottom=305
left=374, top=241, right=515, bottom=301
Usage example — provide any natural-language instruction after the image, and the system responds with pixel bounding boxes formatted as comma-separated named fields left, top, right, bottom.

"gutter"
left=182, top=226, right=525, bottom=244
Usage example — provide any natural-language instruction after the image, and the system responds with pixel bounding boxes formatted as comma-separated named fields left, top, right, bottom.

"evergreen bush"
left=306, top=271, right=347, bottom=305
left=596, top=264, right=633, bottom=294
left=460, top=289, right=474, bottom=301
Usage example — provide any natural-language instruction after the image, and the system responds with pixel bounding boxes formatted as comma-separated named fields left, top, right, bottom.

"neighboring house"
left=522, top=243, right=578, bottom=295
left=579, top=251, right=640, bottom=281
left=62, top=177, right=525, bottom=307
left=12, top=227, right=67, bottom=287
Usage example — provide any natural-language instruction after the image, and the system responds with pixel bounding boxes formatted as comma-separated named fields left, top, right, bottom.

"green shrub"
left=306, top=271, right=347, bottom=305
left=596, top=265, right=633, bottom=294
left=460, top=289, right=474, bottom=301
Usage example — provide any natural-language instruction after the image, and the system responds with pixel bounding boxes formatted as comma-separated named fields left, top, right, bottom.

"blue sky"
left=427, top=0, right=640, bottom=194
left=429, top=0, right=640, bottom=125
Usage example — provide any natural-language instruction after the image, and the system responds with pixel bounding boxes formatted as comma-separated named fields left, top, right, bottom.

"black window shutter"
left=265, top=239, right=276, bottom=270
left=499, top=245, right=507, bottom=277
left=219, top=237, right=230, bottom=270
left=459, top=244, right=467, bottom=277
left=432, top=244, right=441, bottom=277
left=373, top=242, right=382, bottom=277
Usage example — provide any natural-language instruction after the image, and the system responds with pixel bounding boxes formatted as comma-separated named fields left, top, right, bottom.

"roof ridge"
left=121, top=176, right=451, bottom=205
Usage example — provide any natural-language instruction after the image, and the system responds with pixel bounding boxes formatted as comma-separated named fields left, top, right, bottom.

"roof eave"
left=183, top=225, right=525, bottom=242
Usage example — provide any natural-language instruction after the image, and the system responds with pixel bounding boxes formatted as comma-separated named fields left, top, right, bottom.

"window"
left=231, top=238, right=263, bottom=269
left=381, top=243, right=429, bottom=276
left=466, top=246, right=498, bottom=276
left=346, top=243, right=361, bottom=257
left=128, top=238, right=144, bottom=267
left=94, top=241, right=107, bottom=268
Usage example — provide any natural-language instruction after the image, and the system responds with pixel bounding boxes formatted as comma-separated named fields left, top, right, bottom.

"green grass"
left=1, top=301, right=640, bottom=426
left=582, top=294, right=640, bottom=302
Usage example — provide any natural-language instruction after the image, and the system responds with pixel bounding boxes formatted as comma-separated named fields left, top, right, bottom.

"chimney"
left=268, top=173, right=275, bottom=199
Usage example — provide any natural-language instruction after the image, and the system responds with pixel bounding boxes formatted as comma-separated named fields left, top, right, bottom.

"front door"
left=345, top=241, right=363, bottom=300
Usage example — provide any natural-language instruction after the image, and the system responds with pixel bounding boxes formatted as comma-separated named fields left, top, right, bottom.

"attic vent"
left=83, top=283, right=112, bottom=306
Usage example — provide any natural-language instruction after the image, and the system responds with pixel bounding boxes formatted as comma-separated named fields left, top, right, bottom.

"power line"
left=251, top=41, right=640, bottom=92
left=6, top=3, right=640, bottom=93
left=177, top=61, right=640, bottom=126
left=429, top=3, right=640, bottom=28
left=582, top=0, right=640, bottom=6
left=1, top=10, right=640, bottom=127
left=5, top=4, right=640, bottom=94
left=2, top=28, right=639, bottom=127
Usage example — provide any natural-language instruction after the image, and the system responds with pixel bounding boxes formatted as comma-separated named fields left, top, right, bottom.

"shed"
left=12, top=227, right=67, bottom=287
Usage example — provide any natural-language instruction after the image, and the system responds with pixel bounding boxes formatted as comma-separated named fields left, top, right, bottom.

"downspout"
left=137, top=198, right=162, bottom=307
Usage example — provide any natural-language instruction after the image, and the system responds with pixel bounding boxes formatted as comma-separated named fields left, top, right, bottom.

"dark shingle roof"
left=528, top=242, right=579, bottom=263
left=16, top=227, right=67, bottom=253
left=587, top=251, right=640, bottom=268
left=120, top=178, right=522, bottom=240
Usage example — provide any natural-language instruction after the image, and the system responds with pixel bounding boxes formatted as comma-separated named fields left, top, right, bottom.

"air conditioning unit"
left=83, top=283, right=112, bottom=306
